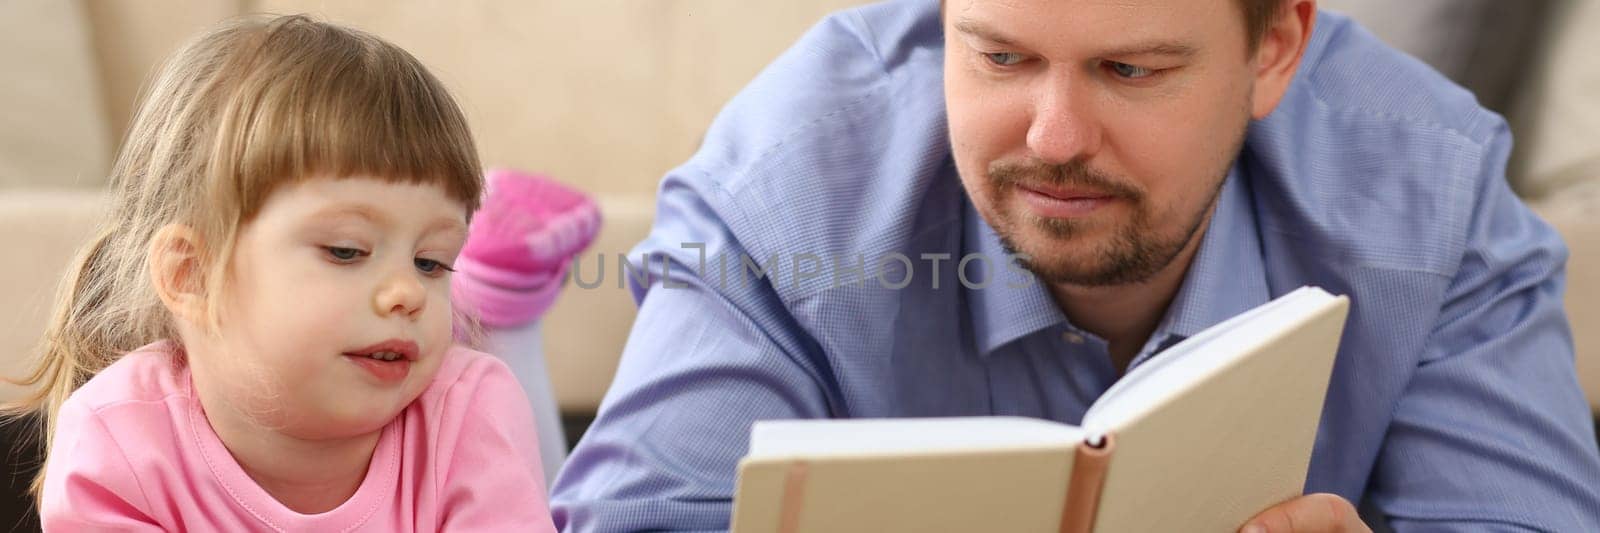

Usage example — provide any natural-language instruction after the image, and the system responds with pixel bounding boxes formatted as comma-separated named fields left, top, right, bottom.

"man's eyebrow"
left=1097, top=41, right=1199, bottom=59
left=953, top=19, right=1017, bottom=47
left=955, top=17, right=1198, bottom=60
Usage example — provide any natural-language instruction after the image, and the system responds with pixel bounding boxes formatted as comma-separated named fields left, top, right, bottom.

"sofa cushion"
left=1533, top=181, right=1600, bottom=411
left=0, top=189, right=105, bottom=402
left=541, top=195, right=654, bottom=412
left=0, top=1, right=110, bottom=188
left=1516, top=0, right=1600, bottom=197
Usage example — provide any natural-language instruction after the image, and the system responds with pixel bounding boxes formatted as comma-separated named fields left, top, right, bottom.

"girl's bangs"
left=212, top=17, right=483, bottom=219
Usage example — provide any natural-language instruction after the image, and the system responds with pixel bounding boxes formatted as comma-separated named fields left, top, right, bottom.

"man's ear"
left=148, top=224, right=208, bottom=325
left=1250, top=0, right=1317, bottom=120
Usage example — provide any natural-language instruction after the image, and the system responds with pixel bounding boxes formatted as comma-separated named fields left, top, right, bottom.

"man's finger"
left=1239, top=493, right=1370, bottom=533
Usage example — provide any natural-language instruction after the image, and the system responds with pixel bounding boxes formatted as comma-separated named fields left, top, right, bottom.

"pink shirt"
left=41, top=341, right=558, bottom=532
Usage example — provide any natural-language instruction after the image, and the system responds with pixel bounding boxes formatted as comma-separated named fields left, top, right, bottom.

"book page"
left=748, top=417, right=1086, bottom=459
left=1080, top=286, right=1334, bottom=434
left=1078, top=288, right=1349, bottom=532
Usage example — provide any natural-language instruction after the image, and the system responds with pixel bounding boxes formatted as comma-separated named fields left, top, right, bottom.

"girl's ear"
left=148, top=224, right=208, bottom=325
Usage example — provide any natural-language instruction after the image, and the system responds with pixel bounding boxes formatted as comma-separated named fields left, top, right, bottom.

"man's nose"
left=1026, top=73, right=1103, bottom=165
left=374, top=266, right=426, bottom=319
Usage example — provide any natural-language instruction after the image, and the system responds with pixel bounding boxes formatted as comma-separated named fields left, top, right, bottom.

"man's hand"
left=1238, top=493, right=1372, bottom=533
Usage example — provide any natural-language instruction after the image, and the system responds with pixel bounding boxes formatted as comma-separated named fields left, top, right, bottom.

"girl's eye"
left=325, top=246, right=367, bottom=262
left=415, top=258, right=455, bottom=275
left=984, top=52, right=1025, bottom=67
left=1107, top=61, right=1156, bottom=80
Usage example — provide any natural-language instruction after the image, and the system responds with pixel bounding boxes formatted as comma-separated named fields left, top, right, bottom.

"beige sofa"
left=3, top=0, right=1599, bottom=419
left=0, top=0, right=864, bottom=414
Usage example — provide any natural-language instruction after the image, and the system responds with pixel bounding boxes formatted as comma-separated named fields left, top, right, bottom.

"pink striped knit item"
left=452, top=169, right=600, bottom=327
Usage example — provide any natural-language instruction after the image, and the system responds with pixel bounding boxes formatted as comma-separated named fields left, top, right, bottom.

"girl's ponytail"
left=3, top=221, right=171, bottom=497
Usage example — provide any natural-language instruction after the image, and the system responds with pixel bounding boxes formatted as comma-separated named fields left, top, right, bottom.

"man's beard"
left=988, top=157, right=1229, bottom=288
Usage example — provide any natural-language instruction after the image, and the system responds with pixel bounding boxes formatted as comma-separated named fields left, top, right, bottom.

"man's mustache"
left=988, top=159, right=1143, bottom=200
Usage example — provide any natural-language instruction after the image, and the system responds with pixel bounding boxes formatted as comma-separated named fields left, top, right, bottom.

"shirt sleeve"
left=1364, top=124, right=1600, bottom=531
left=435, top=356, right=558, bottom=533
left=39, top=401, right=166, bottom=532
left=548, top=166, right=837, bottom=532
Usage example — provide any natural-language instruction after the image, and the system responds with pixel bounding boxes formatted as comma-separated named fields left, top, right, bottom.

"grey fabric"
left=1515, top=0, right=1600, bottom=195
left=1320, top=0, right=1558, bottom=115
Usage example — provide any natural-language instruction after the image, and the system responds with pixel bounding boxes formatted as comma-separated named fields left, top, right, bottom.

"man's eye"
left=325, top=246, right=366, bottom=262
left=415, top=258, right=455, bottom=275
left=984, top=52, right=1025, bottom=67
left=1106, top=61, right=1156, bottom=79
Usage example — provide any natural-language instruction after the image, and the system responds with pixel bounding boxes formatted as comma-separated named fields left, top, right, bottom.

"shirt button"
left=1062, top=332, right=1086, bottom=345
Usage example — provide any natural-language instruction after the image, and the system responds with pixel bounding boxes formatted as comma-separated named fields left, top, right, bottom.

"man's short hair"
left=940, top=0, right=1289, bottom=55
left=1240, top=0, right=1289, bottom=53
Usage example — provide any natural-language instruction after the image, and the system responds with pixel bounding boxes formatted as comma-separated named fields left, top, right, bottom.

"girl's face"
left=194, top=176, right=468, bottom=439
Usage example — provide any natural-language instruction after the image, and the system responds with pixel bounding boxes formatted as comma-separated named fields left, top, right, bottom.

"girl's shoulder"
left=401, top=345, right=548, bottom=523
left=65, top=340, right=190, bottom=415
left=416, top=346, right=521, bottom=411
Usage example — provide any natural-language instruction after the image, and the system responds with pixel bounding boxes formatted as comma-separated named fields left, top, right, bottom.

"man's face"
left=945, top=0, right=1258, bottom=286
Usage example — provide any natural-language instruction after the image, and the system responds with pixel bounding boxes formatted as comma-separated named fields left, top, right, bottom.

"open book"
left=731, top=286, right=1350, bottom=533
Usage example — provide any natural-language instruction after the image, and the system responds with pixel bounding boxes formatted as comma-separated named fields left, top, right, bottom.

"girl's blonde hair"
left=4, top=14, right=483, bottom=497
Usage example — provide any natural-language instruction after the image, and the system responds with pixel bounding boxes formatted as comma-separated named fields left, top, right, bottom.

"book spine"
left=778, top=461, right=809, bottom=533
left=1059, top=433, right=1116, bottom=533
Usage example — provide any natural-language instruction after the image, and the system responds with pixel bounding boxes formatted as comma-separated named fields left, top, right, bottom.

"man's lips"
left=1016, top=183, right=1114, bottom=202
left=1015, top=183, right=1118, bottom=219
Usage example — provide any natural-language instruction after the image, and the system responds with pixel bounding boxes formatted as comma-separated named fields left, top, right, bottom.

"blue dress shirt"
left=551, top=1, right=1600, bottom=530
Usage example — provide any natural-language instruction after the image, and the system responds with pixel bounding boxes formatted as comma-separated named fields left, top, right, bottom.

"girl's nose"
left=374, top=269, right=426, bottom=319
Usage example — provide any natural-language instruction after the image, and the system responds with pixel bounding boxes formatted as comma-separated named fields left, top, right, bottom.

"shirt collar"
left=962, top=163, right=1270, bottom=359
left=1131, top=164, right=1271, bottom=366
left=962, top=196, right=1066, bottom=356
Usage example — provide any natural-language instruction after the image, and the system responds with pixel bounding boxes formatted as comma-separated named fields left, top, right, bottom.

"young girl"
left=9, top=15, right=557, bottom=531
